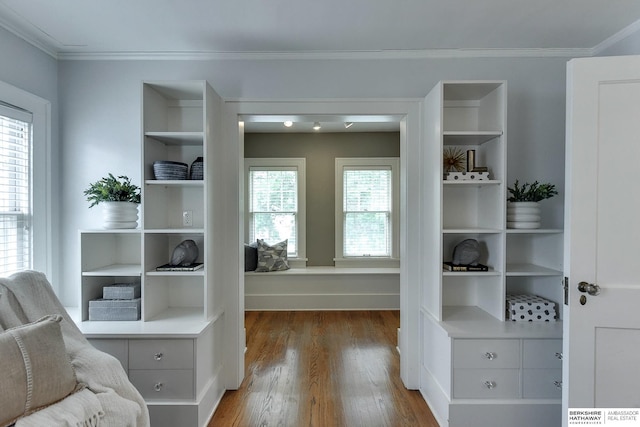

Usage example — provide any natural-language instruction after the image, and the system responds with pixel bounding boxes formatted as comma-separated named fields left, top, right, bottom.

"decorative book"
left=155, top=263, right=204, bottom=271
left=442, top=262, right=489, bottom=272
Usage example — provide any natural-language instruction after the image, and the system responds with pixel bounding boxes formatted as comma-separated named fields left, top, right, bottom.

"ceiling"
left=1, top=0, right=640, bottom=60
left=2, top=0, right=639, bottom=133
left=242, top=115, right=401, bottom=133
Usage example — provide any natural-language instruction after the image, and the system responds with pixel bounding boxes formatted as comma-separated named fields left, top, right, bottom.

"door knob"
left=578, top=281, right=600, bottom=296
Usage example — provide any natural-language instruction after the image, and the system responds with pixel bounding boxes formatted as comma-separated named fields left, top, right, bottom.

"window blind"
left=249, top=168, right=298, bottom=255
left=343, top=168, right=392, bottom=257
left=0, top=102, right=32, bottom=276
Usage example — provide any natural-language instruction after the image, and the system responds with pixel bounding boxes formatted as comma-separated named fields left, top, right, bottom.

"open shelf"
left=443, top=131, right=503, bottom=145
left=145, top=180, right=204, bottom=186
left=82, top=264, right=141, bottom=276
left=438, top=306, right=562, bottom=339
left=506, top=263, right=563, bottom=276
left=145, top=131, right=203, bottom=145
left=443, top=179, right=501, bottom=186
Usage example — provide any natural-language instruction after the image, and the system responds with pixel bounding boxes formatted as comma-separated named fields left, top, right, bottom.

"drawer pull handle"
left=154, top=382, right=163, bottom=392
left=555, top=352, right=563, bottom=360
left=154, top=352, right=163, bottom=361
left=554, top=380, right=563, bottom=389
left=484, top=381, right=497, bottom=389
left=484, top=352, right=497, bottom=360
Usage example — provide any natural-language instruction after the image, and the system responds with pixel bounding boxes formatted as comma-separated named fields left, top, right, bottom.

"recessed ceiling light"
left=313, top=122, right=321, bottom=131
left=283, top=120, right=293, bottom=127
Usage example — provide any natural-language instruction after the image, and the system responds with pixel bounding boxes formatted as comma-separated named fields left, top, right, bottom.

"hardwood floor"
left=209, top=311, right=438, bottom=427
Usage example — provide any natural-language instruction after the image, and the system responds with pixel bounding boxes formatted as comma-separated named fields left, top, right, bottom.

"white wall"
left=1, top=21, right=638, bottom=305
left=0, top=27, right=61, bottom=287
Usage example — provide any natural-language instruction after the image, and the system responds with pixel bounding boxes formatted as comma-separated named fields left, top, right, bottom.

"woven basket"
left=153, top=160, right=188, bottom=180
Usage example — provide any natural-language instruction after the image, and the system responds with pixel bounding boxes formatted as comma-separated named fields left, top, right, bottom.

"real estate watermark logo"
left=569, top=409, right=640, bottom=425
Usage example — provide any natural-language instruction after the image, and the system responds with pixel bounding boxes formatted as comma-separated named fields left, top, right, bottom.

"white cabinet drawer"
left=129, top=339, right=194, bottom=370
left=453, top=368, right=520, bottom=399
left=523, top=369, right=562, bottom=399
left=453, top=339, right=520, bottom=369
left=523, top=339, right=562, bottom=369
left=129, top=369, right=194, bottom=400
left=89, top=339, right=129, bottom=371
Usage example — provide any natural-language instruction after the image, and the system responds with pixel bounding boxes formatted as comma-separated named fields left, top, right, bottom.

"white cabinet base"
left=420, top=309, right=562, bottom=427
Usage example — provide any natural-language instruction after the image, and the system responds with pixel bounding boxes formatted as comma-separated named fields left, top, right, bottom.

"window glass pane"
left=343, top=169, right=391, bottom=211
left=343, top=212, right=390, bottom=256
left=250, top=170, right=297, bottom=212
left=251, top=212, right=297, bottom=255
left=249, top=168, right=298, bottom=256
left=342, top=167, right=392, bottom=257
left=0, top=113, right=31, bottom=276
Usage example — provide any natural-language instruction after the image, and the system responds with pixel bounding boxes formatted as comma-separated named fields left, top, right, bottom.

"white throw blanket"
left=15, top=389, right=104, bottom=427
left=0, top=271, right=150, bottom=427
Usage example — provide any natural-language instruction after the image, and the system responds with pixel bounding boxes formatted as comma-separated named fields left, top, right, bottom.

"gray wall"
left=245, top=131, right=400, bottom=266
left=53, top=56, right=569, bottom=305
left=13, top=26, right=640, bottom=304
left=0, top=27, right=61, bottom=287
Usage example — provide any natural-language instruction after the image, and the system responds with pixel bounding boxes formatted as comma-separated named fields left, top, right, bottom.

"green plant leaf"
left=507, top=179, right=558, bottom=202
left=83, top=173, right=141, bottom=207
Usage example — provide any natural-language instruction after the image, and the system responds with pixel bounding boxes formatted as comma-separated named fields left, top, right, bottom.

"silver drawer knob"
left=484, top=381, right=497, bottom=389
left=154, top=382, right=163, bottom=392
left=484, top=352, right=497, bottom=360
left=154, top=352, right=163, bottom=361
left=554, top=380, right=563, bottom=389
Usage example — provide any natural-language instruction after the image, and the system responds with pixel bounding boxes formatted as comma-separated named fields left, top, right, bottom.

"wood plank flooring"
left=209, top=311, right=438, bottom=427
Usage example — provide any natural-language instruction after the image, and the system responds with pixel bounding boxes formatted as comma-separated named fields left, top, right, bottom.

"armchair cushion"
left=0, top=315, right=79, bottom=427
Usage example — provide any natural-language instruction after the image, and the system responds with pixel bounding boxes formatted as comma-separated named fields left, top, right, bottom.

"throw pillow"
left=0, top=315, right=78, bottom=427
left=244, top=242, right=258, bottom=271
left=255, top=239, right=290, bottom=272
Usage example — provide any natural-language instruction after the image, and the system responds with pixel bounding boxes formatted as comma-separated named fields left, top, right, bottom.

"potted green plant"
left=84, top=173, right=141, bottom=229
left=507, top=180, right=558, bottom=229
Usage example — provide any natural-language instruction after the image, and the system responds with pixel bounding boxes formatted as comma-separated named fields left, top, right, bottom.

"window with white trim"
left=335, top=158, right=399, bottom=267
left=0, top=103, right=32, bottom=276
left=245, top=158, right=306, bottom=264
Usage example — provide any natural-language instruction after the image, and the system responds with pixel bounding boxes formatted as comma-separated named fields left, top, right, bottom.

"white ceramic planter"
left=507, top=201, right=541, bottom=229
left=102, top=201, right=139, bottom=229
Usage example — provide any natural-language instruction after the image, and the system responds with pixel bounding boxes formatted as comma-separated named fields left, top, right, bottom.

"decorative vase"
left=102, top=201, right=139, bottom=229
left=507, top=201, right=541, bottom=229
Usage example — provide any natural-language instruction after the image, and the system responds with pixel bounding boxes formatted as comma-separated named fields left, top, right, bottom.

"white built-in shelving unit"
left=421, top=81, right=564, bottom=427
left=78, top=81, right=225, bottom=427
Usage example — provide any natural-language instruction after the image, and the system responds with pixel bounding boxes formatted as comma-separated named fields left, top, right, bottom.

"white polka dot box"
left=444, top=171, right=490, bottom=181
left=506, top=294, right=558, bottom=322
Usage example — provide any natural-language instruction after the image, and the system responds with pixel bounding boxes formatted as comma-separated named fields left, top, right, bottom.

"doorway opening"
left=223, top=100, right=423, bottom=393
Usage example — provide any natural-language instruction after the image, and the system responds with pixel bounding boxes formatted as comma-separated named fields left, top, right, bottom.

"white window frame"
left=244, top=158, right=306, bottom=267
left=0, top=81, right=51, bottom=280
left=334, top=157, right=400, bottom=268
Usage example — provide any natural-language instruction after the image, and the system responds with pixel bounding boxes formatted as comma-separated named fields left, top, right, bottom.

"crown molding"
left=592, top=18, right=640, bottom=55
left=57, top=47, right=594, bottom=61
left=0, top=4, right=59, bottom=59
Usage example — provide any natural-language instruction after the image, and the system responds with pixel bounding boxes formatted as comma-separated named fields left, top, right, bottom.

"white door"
left=564, top=55, right=640, bottom=425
